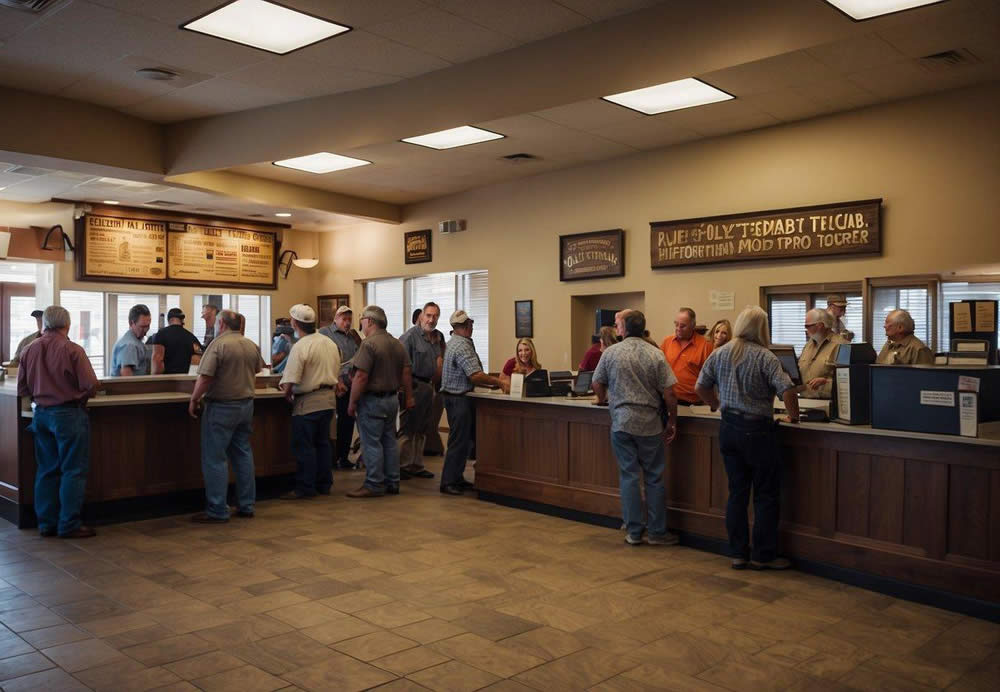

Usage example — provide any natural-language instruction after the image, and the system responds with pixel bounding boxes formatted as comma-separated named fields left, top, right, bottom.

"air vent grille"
left=5, top=165, right=53, bottom=177
left=0, top=0, right=61, bottom=12
left=501, top=153, right=541, bottom=162
left=145, top=200, right=182, bottom=206
left=917, top=49, right=982, bottom=72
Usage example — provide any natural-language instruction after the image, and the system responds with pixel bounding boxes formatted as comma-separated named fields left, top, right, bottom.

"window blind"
left=408, top=273, right=456, bottom=330
left=458, top=271, right=490, bottom=371
left=769, top=298, right=808, bottom=352
left=939, top=282, right=1000, bottom=352
left=365, top=278, right=405, bottom=336
left=872, top=287, right=930, bottom=353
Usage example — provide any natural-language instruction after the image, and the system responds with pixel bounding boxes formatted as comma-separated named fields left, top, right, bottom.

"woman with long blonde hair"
left=694, top=306, right=799, bottom=572
left=500, top=338, right=542, bottom=393
left=709, top=319, right=732, bottom=348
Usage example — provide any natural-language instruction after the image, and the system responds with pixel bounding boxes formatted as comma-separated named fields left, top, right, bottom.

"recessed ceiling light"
left=181, top=0, right=351, bottom=55
left=103, top=200, right=120, bottom=205
left=275, top=212, right=292, bottom=217
left=822, top=0, right=947, bottom=21
left=272, top=152, right=371, bottom=174
left=603, top=78, right=733, bottom=115
left=401, top=126, right=505, bottom=150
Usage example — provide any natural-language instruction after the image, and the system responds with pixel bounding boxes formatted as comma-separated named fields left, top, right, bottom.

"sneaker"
left=731, top=558, right=748, bottom=570
left=749, top=557, right=792, bottom=571
left=624, top=534, right=643, bottom=546
left=646, top=532, right=679, bottom=546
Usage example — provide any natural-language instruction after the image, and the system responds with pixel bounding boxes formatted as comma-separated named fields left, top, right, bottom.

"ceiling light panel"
left=182, top=0, right=351, bottom=55
left=401, top=126, right=505, bottom=150
left=272, top=152, right=371, bottom=174
left=603, top=78, right=734, bottom=115
left=823, top=1, right=948, bottom=21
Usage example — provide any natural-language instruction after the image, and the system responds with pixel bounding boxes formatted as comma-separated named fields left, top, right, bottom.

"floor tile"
left=0, top=651, right=55, bottom=681
left=191, top=663, right=288, bottom=692
left=407, top=659, right=502, bottom=692
left=513, top=647, right=639, bottom=689
left=228, top=631, right=333, bottom=675
left=452, top=610, right=540, bottom=642
left=122, top=632, right=218, bottom=666
left=72, top=657, right=181, bottom=691
left=320, top=589, right=396, bottom=614
left=281, top=651, right=398, bottom=692
left=163, top=650, right=246, bottom=680
left=372, top=644, right=452, bottom=675
left=0, top=605, right=67, bottom=632
left=0, top=666, right=91, bottom=691
left=498, top=626, right=585, bottom=661
left=356, top=602, right=434, bottom=629
left=430, top=632, right=546, bottom=678
left=42, top=637, right=129, bottom=672
left=299, top=614, right=382, bottom=644
left=19, top=623, right=92, bottom=649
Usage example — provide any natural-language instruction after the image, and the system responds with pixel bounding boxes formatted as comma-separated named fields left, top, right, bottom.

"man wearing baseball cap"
left=150, top=307, right=202, bottom=375
left=319, top=304, right=363, bottom=470
left=345, top=305, right=415, bottom=498
left=826, top=294, right=854, bottom=342
left=8, top=309, right=44, bottom=368
left=279, top=304, right=341, bottom=499
left=439, top=310, right=501, bottom=495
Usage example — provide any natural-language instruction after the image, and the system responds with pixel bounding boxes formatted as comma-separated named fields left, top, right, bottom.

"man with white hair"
left=878, top=309, right=934, bottom=365
left=17, top=305, right=99, bottom=538
left=797, top=308, right=846, bottom=399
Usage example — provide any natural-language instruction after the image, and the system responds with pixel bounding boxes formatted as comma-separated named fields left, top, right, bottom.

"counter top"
left=469, top=390, right=1000, bottom=448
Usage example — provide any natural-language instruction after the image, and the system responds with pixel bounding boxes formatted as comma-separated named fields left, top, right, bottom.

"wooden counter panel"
left=474, top=398, right=1000, bottom=602
left=0, top=396, right=20, bottom=503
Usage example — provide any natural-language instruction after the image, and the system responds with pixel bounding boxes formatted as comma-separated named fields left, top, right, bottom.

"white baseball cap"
left=289, top=304, right=316, bottom=323
left=449, top=309, right=474, bottom=326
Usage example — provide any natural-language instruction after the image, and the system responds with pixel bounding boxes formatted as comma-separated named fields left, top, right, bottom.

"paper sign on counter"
left=959, top=392, right=978, bottom=437
left=509, top=373, right=525, bottom=399
left=836, top=368, right=851, bottom=420
left=920, top=390, right=955, bottom=407
left=952, top=302, right=973, bottom=333
left=958, top=376, right=980, bottom=393
left=975, top=301, right=995, bottom=332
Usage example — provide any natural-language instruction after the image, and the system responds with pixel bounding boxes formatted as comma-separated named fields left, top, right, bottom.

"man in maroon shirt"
left=17, top=306, right=99, bottom=538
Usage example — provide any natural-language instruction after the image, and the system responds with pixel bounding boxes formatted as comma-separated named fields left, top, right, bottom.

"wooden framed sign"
left=79, top=214, right=168, bottom=283
left=560, top=229, right=625, bottom=281
left=650, top=199, right=881, bottom=269
left=514, top=300, right=533, bottom=338
left=317, top=294, right=350, bottom=327
left=167, top=224, right=276, bottom=288
left=404, top=229, right=432, bottom=264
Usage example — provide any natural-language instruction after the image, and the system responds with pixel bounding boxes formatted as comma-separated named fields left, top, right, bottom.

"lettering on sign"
left=560, top=229, right=625, bottom=281
left=81, top=215, right=167, bottom=281
left=650, top=199, right=881, bottom=268
left=168, top=224, right=276, bottom=287
left=404, top=229, right=432, bottom=264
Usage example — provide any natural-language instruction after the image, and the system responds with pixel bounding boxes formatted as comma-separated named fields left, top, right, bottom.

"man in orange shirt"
left=660, top=307, right=713, bottom=405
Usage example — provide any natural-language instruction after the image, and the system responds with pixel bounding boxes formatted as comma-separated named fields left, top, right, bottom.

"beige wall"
left=314, top=83, right=1000, bottom=371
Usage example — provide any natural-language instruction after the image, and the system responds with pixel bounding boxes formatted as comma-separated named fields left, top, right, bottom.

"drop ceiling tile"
left=846, top=60, right=942, bottom=100
left=0, top=50, right=90, bottom=94
left=0, top=174, right=83, bottom=203
left=554, top=0, right=665, bottom=22
left=59, top=58, right=212, bottom=109
left=0, top=3, right=46, bottom=41
left=644, top=97, right=764, bottom=129
left=431, top=0, right=591, bottom=41
left=223, top=54, right=398, bottom=98
left=806, top=33, right=906, bottom=74
left=586, top=117, right=700, bottom=150
left=366, top=6, right=520, bottom=63
left=700, top=50, right=841, bottom=96
left=123, top=77, right=298, bottom=123
left=295, top=29, right=451, bottom=77
left=85, top=0, right=226, bottom=26
left=738, top=88, right=832, bottom=122
left=796, top=79, right=881, bottom=110
left=532, top=99, right=645, bottom=131
left=877, top=8, right=1000, bottom=61
left=692, top=110, right=781, bottom=138
left=277, top=0, right=431, bottom=29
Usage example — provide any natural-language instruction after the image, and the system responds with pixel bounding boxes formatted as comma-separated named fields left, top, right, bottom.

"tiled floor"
left=0, top=459, right=997, bottom=692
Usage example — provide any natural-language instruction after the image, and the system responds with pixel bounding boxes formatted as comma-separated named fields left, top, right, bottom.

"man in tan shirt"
left=878, top=309, right=934, bottom=365
left=188, top=309, right=265, bottom=523
left=798, top=308, right=846, bottom=399
left=346, top=305, right=415, bottom=498
left=278, top=304, right=341, bottom=499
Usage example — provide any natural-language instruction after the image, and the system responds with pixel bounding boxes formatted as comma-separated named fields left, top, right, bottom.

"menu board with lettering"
left=168, top=224, right=275, bottom=287
left=82, top=215, right=167, bottom=281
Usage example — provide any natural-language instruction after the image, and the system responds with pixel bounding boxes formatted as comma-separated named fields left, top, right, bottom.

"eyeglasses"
left=803, top=322, right=819, bottom=328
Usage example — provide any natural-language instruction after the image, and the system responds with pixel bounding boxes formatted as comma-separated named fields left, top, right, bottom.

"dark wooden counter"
left=472, top=394, right=1000, bottom=609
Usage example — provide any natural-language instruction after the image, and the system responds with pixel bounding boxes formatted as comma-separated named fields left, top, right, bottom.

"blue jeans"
left=292, top=409, right=334, bottom=496
left=610, top=430, right=667, bottom=539
left=442, top=394, right=474, bottom=488
left=31, top=405, right=90, bottom=535
left=719, top=412, right=781, bottom=562
left=201, top=399, right=255, bottom=519
left=357, top=393, right=400, bottom=492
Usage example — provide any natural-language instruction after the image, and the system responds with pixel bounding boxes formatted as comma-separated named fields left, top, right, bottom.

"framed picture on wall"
left=560, top=229, right=625, bottom=281
left=404, top=229, right=432, bottom=264
left=317, top=294, right=350, bottom=327
left=515, top=300, right=533, bottom=338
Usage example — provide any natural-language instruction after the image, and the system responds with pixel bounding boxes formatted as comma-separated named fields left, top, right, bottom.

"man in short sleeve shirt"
left=320, top=305, right=363, bottom=469
left=150, top=307, right=202, bottom=374
left=398, top=301, right=444, bottom=480
left=110, top=304, right=152, bottom=376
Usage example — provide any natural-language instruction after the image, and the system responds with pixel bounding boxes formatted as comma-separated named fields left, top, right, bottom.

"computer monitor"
left=769, top=345, right=803, bottom=386
left=834, top=342, right=877, bottom=365
left=573, top=371, right=593, bottom=396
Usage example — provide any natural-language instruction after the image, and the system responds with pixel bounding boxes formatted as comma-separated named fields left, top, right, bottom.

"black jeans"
left=335, top=393, right=355, bottom=463
left=719, top=411, right=781, bottom=562
left=292, top=409, right=335, bottom=496
left=441, top=394, right=474, bottom=488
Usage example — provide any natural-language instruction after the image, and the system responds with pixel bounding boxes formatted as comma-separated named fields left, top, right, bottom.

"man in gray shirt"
left=110, top=304, right=152, bottom=376
left=398, top=301, right=445, bottom=479
left=320, top=305, right=362, bottom=469
left=593, top=310, right=679, bottom=547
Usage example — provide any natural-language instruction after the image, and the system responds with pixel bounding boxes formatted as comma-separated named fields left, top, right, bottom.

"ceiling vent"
left=501, top=153, right=541, bottom=163
left=916, top=49, right=982, bottom=72
left=0, top=0, right=61, bottom=12
left=145, top=200, right=182, bottom=206
left=4, top=165, right=52, bottom=177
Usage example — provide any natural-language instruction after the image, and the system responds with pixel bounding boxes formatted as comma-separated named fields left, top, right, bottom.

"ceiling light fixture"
left=102, top=200, right=120, bottom=205
left=292, top=258, right=319, bottom=269
left=603, top=77, right=733, bottom=115
left=401, top=126, right=505, bottom=150
left=822, top=0, right=948, bottom=21
left=275, top=212, right=292, bottom=217
left=181, top=0, right=351, bottom=55
left=277, top=250, right=318, bottom=278
left=273, top=152, right=371, bottom=174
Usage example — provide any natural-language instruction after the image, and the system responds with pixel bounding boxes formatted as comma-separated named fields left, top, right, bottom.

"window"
left=8, top=295, right=36, bottom=360
left=233, top=294, right=272, bottom=359
left=364, top=270, right=490, bottom=369
left=769, top=297, right=808, bottom=352
left=764, top=282, right=864, bottom=353
left=60, top=290, right=105, bottom=377
left=939, top=281, right=1000, bottom=353
left=110, top=293, right=161, bottom=347
left=871, top=287, right=932, bottom=353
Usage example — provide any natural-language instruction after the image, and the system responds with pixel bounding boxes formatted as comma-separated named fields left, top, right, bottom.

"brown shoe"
left=191, top=512, right=229, bottom=524
left=346, top=486, right=384, bottom=498
left=59, top=526, right=96, bottom=539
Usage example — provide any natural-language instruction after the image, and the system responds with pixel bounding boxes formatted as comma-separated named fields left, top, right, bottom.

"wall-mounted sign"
left=77, top=211, right=278, bottom=289
left=514, top=300, right=533, bottom=338
left=80, top=215, right=167, bottom=281
left=650, top=199, right=881, bottom=269
left=168, top=224, right=275, bottom=287
left=317, top=294, right=350, bottom=327
left=559, top=229, right=625, bottom=281
left=404, top=229, right=432, bottom=264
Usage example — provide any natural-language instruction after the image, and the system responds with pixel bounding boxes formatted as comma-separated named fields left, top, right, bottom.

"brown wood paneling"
left=0, top=396, right=21, bottom=502
left=868, top=456, right=904, bottom=544
left=992, top=470, right=1000, bottom=563
left=666, top=432, right=710, bottom=509
left=781, top=443, right=823, bottom=531
left=902, top=460, right=948, bottom=560
left=567, top=421, right=617, bottom=492
left=709, top=437, right=728, bottom=514
left=948, top=465, right=991, bottom=561
left=521, top=417, right=565, bottom=484
left=836, top=452, right=870, bottom=537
